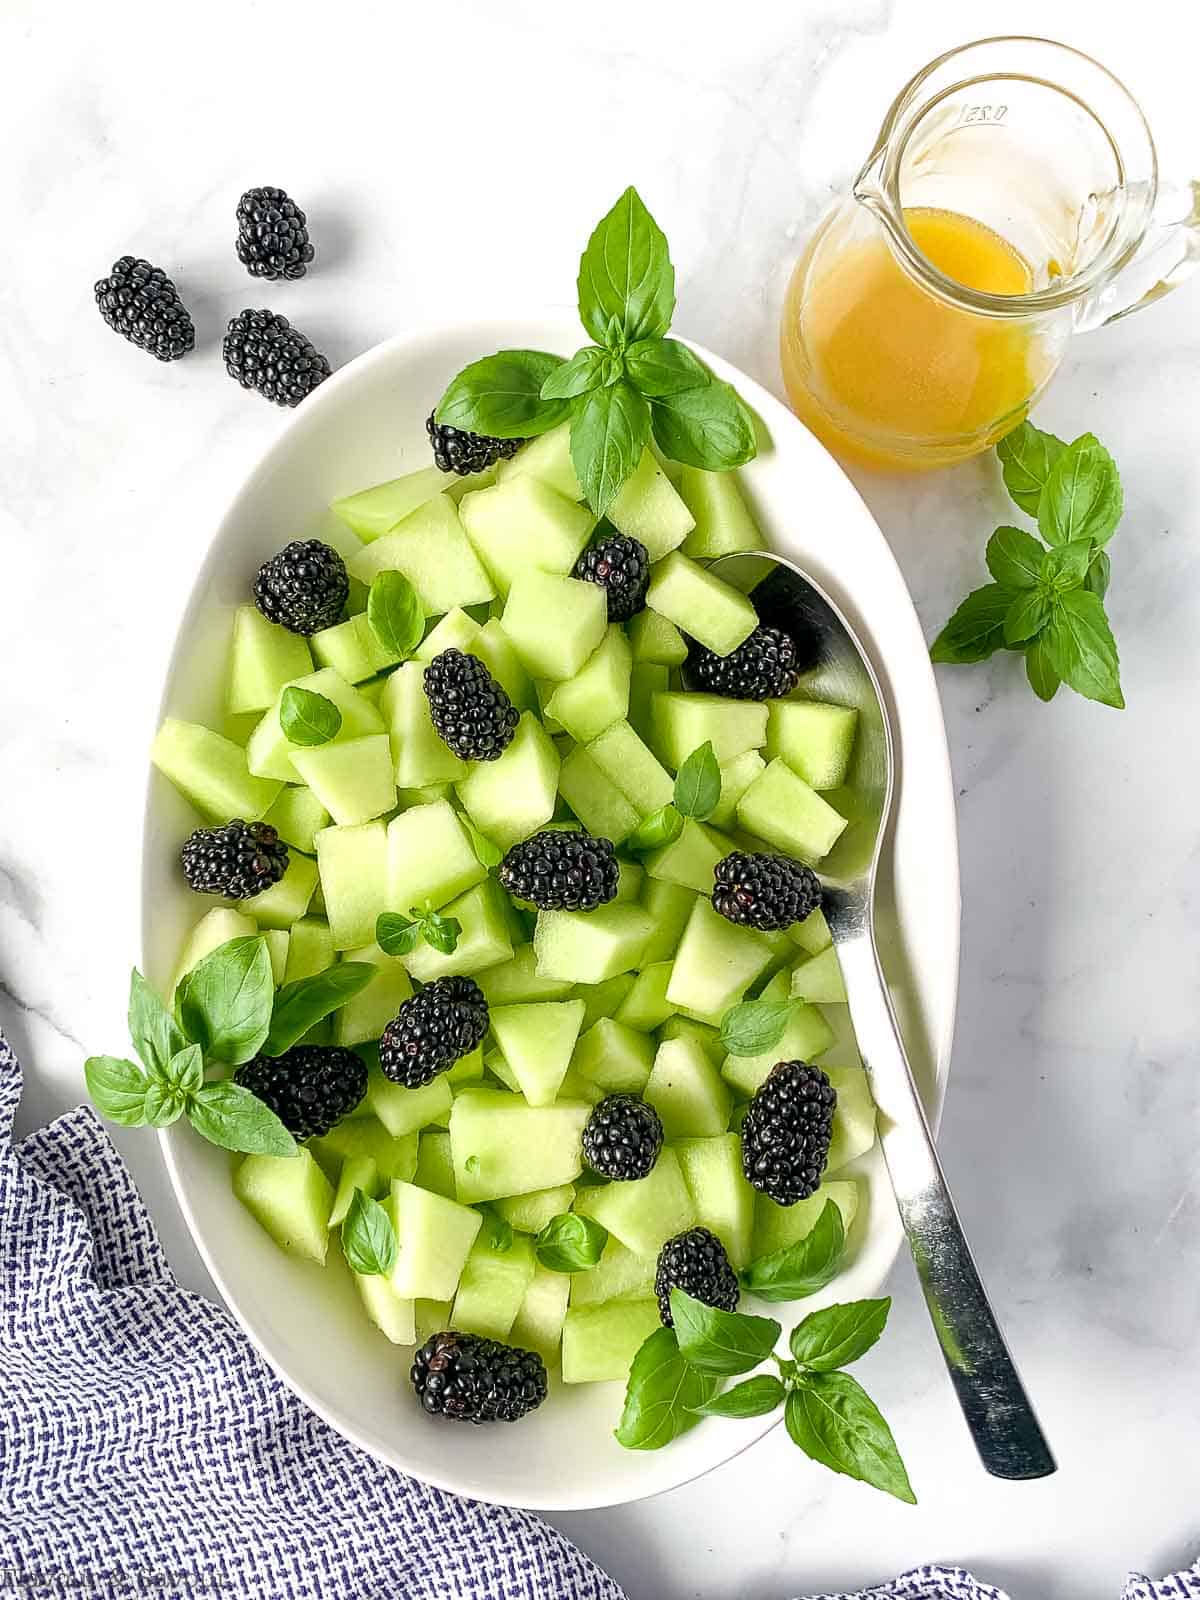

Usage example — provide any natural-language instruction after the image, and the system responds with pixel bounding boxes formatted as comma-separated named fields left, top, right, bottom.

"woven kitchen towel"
left=796, top=1562, right=1200, bottom=1598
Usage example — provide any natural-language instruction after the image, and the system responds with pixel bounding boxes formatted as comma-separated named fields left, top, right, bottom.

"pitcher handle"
left=1076, top=178, right=1200, bottom=331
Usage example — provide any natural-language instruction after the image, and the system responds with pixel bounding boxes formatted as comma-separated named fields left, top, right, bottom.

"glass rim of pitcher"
left=855, top=34, right=1159, bottom=318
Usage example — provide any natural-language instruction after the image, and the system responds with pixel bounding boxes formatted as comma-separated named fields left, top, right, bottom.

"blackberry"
left=582, top=1095, right=663, bottom=1181
left=689, top=624, right=800, bottom=701
left=423, top=648, right=519, bottom=761
left=573, top=534, right=651, bottom=623
left=655, top=1227, right=740, bottom=1327
left=712, top=851, right=821, bottom=932
left=223, top=308, right=331, bottom=406
left=498, top=830, right=619, bottom=912
left=378, top=976, right=489, bottom=1089
left=180, top=819, right=289, bottom=900
left=94, top=256, right=194, bottom=362
left=253, top=539, right=348, bottom=634
left=740, top=1060, right=836, bottom=1206
left=426, top=413, right=523, bottom=476
left=236, top=186, right=314, bottom=281
left=411, top=1330, right=547, bottom=1424
left=235, top=1044, right=367, bottom=1140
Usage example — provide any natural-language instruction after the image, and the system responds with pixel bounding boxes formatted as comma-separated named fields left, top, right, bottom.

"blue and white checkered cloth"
left=2, top=1030, right=1197, bottom=1600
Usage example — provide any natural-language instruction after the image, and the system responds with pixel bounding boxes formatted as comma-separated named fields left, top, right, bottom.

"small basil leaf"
left=367, top=570, right=424, bottom=660
left=342, top=1189, right=398, bottom=1276
left=186, top=1081, right=297, bottom=1156
left=1041, top=538, right=1093, bottom=592
left=460, top=814, right=503, bottom=869
left=790, top=1297, right=891, bottom=1371
left=739, top=1198, right=846, bottom=1303
left=688, top=1374, right=785, bottom=1419
left=420, top=910, right=462, bottom=957
left=929, top=584, right=1012, bottom=664
left=719, top=999, right=797, bottom=1057
left=263, top=962, right=378, bottom=1056
left=435, top=350, right=570, bottom=439
left=624, top=804, right=683, bottom=853
left=163, top=1042, right=204, bottom=1096
left=669, top=1289, right=780, bottom=1375
left=84, top=1056, right=151, bottom=1127
left=1003, top=587, right=1053, bottom=647
left=1084, top=549, right=1112, bottom=600
left=1038, top=432, right=1122, bottom=549
left=649, top=381, right=757, bottom=471
left=996, top=421, right=1066, bottom=518
left=279, top=686, right=342, bottom=747
left=128, top=968, right=187, bottom=1076
left=577, top=186, right=675, bottom=349
left=614, top=1327, right=719, bottom=1450
left=624, top=337, right=709, bottom=398
left=1025, top=633, right=1061, bottom=702
left=535, top=1212, right=608, bottom=1272
left=376, top=913, right=422, bottom=957
left=541, top=345, right=610, bottom=401
left=985, top=525, right=1044, bottom=590
left=143, top=1080, right=188, bottom=1128
left=785, top=1373, right=916, bottom=1503
left=673, top=741, right=721, bottom=821
left=570, top=380, right=651, bottom=517
left=176, top=936, right=275, bottom=1067
left=1041, top=589, right=1124, bottom=709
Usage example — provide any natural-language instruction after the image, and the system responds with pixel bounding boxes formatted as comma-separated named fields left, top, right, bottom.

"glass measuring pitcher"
left=780, top=37, right=1200, bottom=470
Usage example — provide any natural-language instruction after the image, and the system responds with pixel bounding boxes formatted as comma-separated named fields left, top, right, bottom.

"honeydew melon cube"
left=737, top=758, right=848, bottom=865
left=331, top=946, right=411, bottom=1046
left=628, top=609, right=688, bottom=666
left=414, top=1299, right=454, bottom=1344
left=791, top=905, right=833, bottom=956
left=315, top=821, right=389, bottom=950
left=571, top=1017, right=655, bottom=1094
left=752, top=1178, right=860, bottom=1263
left=284, top=917, right=335, bottom=984
left=709, top=750, right=766, bottom=830
left=484, top=1049, right=521, bottom=1093
left=666, top=897, right=775, bottom=1017
left=658, top=1015, right=723, bottom=1065
left=586, top=720, right=674, bottom=815
left=825, top=1066, right=877, bottom=1171
left=388, top=1179, right=482, bottom=1301
left=234, top=1149, right=333, bottom=1266
left=767, top=700, right=859, bottom=791
left=348, top=494, right=495, bottom=614
left=720, top=999, right=835, bottom=1097
left=227, top=606, right=314, bottom=715
left=489, top=999, right=587, bottom=1106
left=311, top=613, right=402, bottom=683
left=614, top=962, right=676, bottom=1033
left=355, top=1269, right=417, bottom=1345
left=311, top=1119, right=418, bottom=1184
left=451, top=1230, right=537, bottom=1339
left=496, top=421, right=582, bottom=501
left=152, top=719, right=282, bottom=823
left=263, top=929, right=289, bottom=985
left=456, top=713, right=560, bottom=851
left=644, top=1037, right=732, bottom=1139
left=396, top=783, right=454, bottom=810
left=331, top=465, right=446, bottom=541
left=449, top=1089, right=590, bottom=1203
left=329, top=1153, right=379, bottom=1226
left=291, top=735, right=396, bottom=827
left=246, top=669, right=386, bottom=784
left=574, top=1147, right=697, bottom=1258
left=170, top=908, right=258, bottom=997
left=243, top=852, right=319, bottom=929
left=645, top=552, right=757, bottom=657
left=651, top=692, right=768, bottom=770
left=628, top=663, right=669, bottom=743
left=494, top=1183, right=576, bottom=1234
left=365, top=1060, right=454, bottom=1138
left=472, top=619, right=537, bottom=711
left=261, top=786, right=331, bottom=854
left=415, top=607, right=481, bottom=663
left=385, top=799, right=486, bottom=913
left=557, top=747, right=640, bottom=843
left=790, top=946, right=847, bottom=1005
left=511, top=1266, right=571, bottom=1363
left=459, top=475, right=595, bottom=596
left=607, top=449, right=695, bottom=559
left=559, top=1069, right=607, bottom=1106
left=477, top=945, right=577, bottom=1006
left=561, top=1299, right=662, bottom=1384
left=643, top=819, right=728, bottom=896
left=674, top=1133, right=757, bottom=1268
left=378, top=662, right=467, bottom=789
left=568, top=1238, right=656, bottom=1307
left=678, top=466, right=766, bottom=559
left=637, top=879, right=697, bottom=965
left=501, top=571, right=608, bottom=681
left=447, top=1045, right=485, bottom=1086
left=533, top=904, right=654, bottom=984
left=615, top=860, right=644, bottom=903
left=412, top=1129, right=456, bottom=1198
left=573, top=977, right=633, bottom=1033
left=402, top=879, right=513, bottom=982
left=544, top=628, right=631, bottom=743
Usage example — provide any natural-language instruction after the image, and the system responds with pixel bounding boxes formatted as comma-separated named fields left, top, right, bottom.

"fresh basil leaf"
left=435, top=350, right=570, bottom=439
left=996, top=422, right=1066, bottom=517
left=263, top=962, right=378, bottom=1056
left=673, top=741, right=721, bottom=821
left=84, top=1055, right=151, bottom=1127
left=1038, top=432, right=1122, bottom=549
left=128, top=968, right=187, bottom=1076
left=929, top=584, right=1011, bottom=664
left=985, top=525, right=1043, bottom=590
left=421, top=910, right=461, bottom=957
left=1041, top=589, right=1125, bottom=709
left=541, top=345, right=610, bottom=401
left=367, top=570, right=424, bottom=660
left=650, top=381, right=756, bottom=471
left=790, top=1297, right=890, bottom=1372
left=376, top=913, right=421, bottom=957
left=279, top=686, right=343, bottom=747
left=570, top=380, right=651, bottom=516
left=740, top=1198, right=846, bottom=1303
left=163, top=1042, right=204, bottom=1096
left=624, top=804, right=683, bottom=853
left=342, top=1189, right=398, bottom=1276
left=1084, top=549, right=1112, bottom=600
left=143, top=1080, right=188, bottom=1128
left=176, top=936, right=274, bottom=1067
left=688, top=1374, right=785, bottom=1419
left=464, top=1154, right=481, bottom=1174
left=536, top=1212, right=608, bottom=1272
left=614, top=1326, right=719, bottom=1450
left=186, top=1081, right=297, bottom=1156
left=1041, top=538, right=1093, bottom=592
left=785, top=1373, right=916, bottom=1503
left=460, top=814, right=503, bottom=869
left=719, top=999, right=797, bottom=1057
left=670, top=1289, right=780, bottom=1375
left=1025, top=633, right=1061, bottom=702
left=577, top=187, right=675, bottom=349
left=624, top=337, right=709, bottom=398
left=1003, top=587, right=1053, bottom=647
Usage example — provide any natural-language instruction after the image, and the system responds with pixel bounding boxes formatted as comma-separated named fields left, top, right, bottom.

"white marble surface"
left=3, top=0, right=1200, bottom=1594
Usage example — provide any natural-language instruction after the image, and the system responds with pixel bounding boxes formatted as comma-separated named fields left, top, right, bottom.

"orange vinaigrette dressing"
left=781, top=207, right=1049, bottom=469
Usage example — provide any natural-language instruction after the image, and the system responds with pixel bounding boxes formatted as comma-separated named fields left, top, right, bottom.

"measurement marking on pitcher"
left=959, top=104, right=1008, bottom=125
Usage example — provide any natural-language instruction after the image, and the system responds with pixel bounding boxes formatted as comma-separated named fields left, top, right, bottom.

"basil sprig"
left=376, top=907, right=462, bottom=959
left=342, top=1190, right=398, bottom=1276
left=433, top=187, right=757, bottom=516
left=625, top=741, right=722, bottom=854
left=279, top=686, right=342, bottom=747
left=535, top=1212, right=608, bottom=1273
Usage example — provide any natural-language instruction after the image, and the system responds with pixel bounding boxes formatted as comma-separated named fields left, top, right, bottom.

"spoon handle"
left=834, top=929, right=1056, bottom=1481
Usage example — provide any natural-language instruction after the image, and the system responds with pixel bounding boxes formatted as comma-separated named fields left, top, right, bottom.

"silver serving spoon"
left=704, top=550, right=1056, bottom=1482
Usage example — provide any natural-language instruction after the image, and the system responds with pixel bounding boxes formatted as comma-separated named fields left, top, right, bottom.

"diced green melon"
left=331, top=465, right=446, bottom=541
left=534, top=904, right=654, bottom=984
left=494, top=1183, right=576, bottom=1234
left=227, top=606, right=314, bottom=715
left=571, top=1017, right=655, bottom=1094
left=791, top=905, right=833, bottom=956
left=449, top=1089, right=590, bottom=1203
left=644, top=1037, right=732, bottom=1138
left=447, top=1045, right=485, bottom=1086
left=614, top=963, right=676, bottom=1033
left=413, top=1129, right=456, bottom=1198
left=291, top=734, right=396, bottom=828
left=402, top=879, right=513, bottom=982
left=315, top=821, right=389, bottom=950
left=607, top=448, right=695, bottom=559
left=414, top=1298, right=454, bottom=1343
left=568, top=1238, right=656, bottom=1307
left=658, top=1015, right=723, bottom=1064
left=355, top=1268, right=417, bottom=1345
left=331, top=946, right=411, bottom=1046
left=263, top=929, right=289, bottom=984
left=246, top=669, right=386, bottom=784
left=650, top=693, right=767, bottom=772
left=557, top=747, right=639, bottom=843
left=152, top=719, right=282, bottom=822
left=388, top=1179, right=482, bottom=1301
left=709, top=750, right=766, bottom=830
left=415, top=606, right=481, bottom=663
left=561, top=1299, right=661, bottom=1384
left=511, top=1265, right=571, bottom=1363
left=666, top=897, right=775, bottom=1017
left=348, top=494, right=495, bottom=614
left=577, top=973, right=637, bottom=1030
left=720, top=999, right=835, bottom=1097
left=451, top=1231, right=537, bottom=1339
left=501, top=571, right=608, bottom=681
left=752, top=1178, right=860, bottom=1262
left=544, top=627, right=631, bottom=743
left=242, top=852, right=319, bottom=929
left=477, top=945, right=576, bottom=1006
left=379, top=661, right=467, bottom=789
left=643, top=819, right=728, bottom=895
left=311, top=613, right=402, bottom=683
left=366, top=1061, right=454, bottom=1138
left=825, top=1066, right=877, bottom=1171
left=484, top=1049, right=520, bottom=1093
left=261, top=786, right=331, bottom=854
left=628, top=662, right=669, bottom=744
left=471, top=619, right=537, bottom=711
left=456, top=713, right=560, bottom=851
left=674, top=1134, right=756, bottom=1268
left=459, top=475, right=595, bottom=596
left=385, top=799, right=486, bottom=913
left=586, top=719, right=674, bottom=815
left=737, top=758, right=848, bottom=865
left=496, top=421, right=582, bottom=501
left=170, top=907, right=257, bottom=994
left=628, top=609, right=688, bottom=666
left=615, top=860, right=644, bottom=903
left=790, top=946, right=846, bottom=1005
left=767, top=700, right=859, bottom=791
left=234, top=1149, right=333, bottom=1266
left=574, top=1147, right=697, bottom=1258
left=645, top=551, right=757, bottom=657
left=284, top=917, right=335, bottom=984
left=489, top=999, right=586, bottom=1106
left=311, top=1118, right=418, bottom=1183
left=329, top=1153, right=379, bottom=1226
left=637, top=879, right=697, bottom=965
left=678, top=466, right=766, bottom=559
